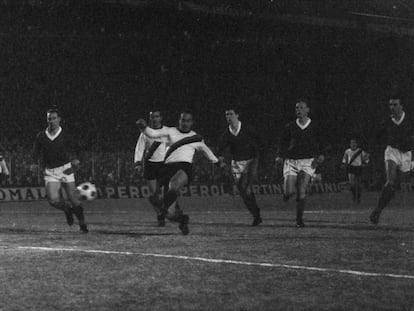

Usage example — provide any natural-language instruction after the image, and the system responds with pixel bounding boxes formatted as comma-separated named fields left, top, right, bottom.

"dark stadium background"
left=0, top=0, right=413, bottom=189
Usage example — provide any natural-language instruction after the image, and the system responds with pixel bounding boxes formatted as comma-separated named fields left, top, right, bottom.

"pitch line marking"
left=18, top=246, right=414, bottom=280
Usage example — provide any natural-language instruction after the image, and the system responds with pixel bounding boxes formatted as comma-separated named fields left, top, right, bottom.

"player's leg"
left=354, top=174, right=362, bottom=204
left=370, top=160, right=397, bottom=224
left=237, top=172, right=262, bottom=226
left=283, top=160, right=297, bottom=202
left=147, top=179, right=165, bottom=226
left=348, top=173, right=357, bottom=202
left=164, top=170, right=189, bottom=235
left=295, top=171, right=312, bottom=227
left=64, top=182, right=88, bottom=233
left=46, top=181, right=74, bottom=226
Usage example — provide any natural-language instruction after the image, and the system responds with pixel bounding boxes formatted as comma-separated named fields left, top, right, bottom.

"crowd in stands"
left=0, top=3, right=412, bottom=189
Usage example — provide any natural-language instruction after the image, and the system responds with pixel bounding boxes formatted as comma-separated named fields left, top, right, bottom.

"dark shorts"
left=144, top=161, right=164, bottom=180
left=159, top=162, right=193, bottom=187
left=347, top=165, right=363, bottom=176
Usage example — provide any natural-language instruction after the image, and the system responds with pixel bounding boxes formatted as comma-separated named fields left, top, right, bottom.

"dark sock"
left=72, top=204, right=85, bottom=226
left=351, top=186, right=355, bottom=199
left=149, top=195, right=162, bottom=215
left=163, top=190, right=178, bottom=215
left=296, top=199, right=305, bottom=223
left=242, top=192, right=260, bottom=218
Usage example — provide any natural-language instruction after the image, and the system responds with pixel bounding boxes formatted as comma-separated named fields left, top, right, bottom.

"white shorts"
left=384, top=146, right=412, bottom=173
left=231, top=159, right=256, bottom=182
left=283, top=158, right=315, bottom=178
left=44, top=162, right=75, bottom=184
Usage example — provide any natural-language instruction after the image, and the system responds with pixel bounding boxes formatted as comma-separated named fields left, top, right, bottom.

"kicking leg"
left=65, top=182, right=88, bottom=233
left=164, top=170, right=189, bottom=235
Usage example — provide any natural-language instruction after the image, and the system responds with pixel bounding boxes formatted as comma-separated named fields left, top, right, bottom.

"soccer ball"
left=77, top=182, right=98, bottom=201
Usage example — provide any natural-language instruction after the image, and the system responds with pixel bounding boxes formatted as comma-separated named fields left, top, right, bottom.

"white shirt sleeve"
left=134, top=133, right=147, bottom=163
left=143, top=126, right=170, bottom=139
left=342, top=150, right=348, bottom=164
left=195, top=141, right=219, bottom=163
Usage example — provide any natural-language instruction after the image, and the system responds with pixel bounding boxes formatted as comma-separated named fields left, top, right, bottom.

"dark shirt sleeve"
left=248, top=127, right=265, bottom=160
left=278, top=124, right=290, bottom=158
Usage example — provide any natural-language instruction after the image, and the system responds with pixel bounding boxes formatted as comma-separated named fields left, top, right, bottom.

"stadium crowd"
left=0, top=3, right=412, bottom=190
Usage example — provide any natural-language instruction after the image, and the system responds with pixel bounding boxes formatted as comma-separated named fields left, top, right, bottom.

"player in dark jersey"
left=370, top=96, right=414, bottom=224
left=342, top=138, right=369, bottom=204
left=276, top=100, right=324, bottom=227
left=32, top=107, right=88, bottom=233
left=217, top=108, right=263, bottom=226
left=134, top=110, right=168, bottom=226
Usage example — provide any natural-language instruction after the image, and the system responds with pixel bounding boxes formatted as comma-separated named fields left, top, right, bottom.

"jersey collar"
left=229, top=121, right=242, bottom=136
left=391, top=111, right=405, bottom=125
left=45, top=126, right=62, bottom=141
left=296, top=118, right=311, bottom=130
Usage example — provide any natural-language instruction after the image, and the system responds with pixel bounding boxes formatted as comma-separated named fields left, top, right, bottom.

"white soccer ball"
left=77, top=182, right=98, bottom=201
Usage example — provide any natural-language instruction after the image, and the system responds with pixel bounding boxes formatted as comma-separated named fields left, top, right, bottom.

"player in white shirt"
left=136, top=111, right=218, bottom=235
left=134, top=110, right=169, bottom=226
left=342, top=138, right=369, bottom=204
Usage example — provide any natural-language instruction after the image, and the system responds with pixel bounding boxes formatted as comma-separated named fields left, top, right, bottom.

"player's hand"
left=135, top=162, right=143, bottom=174
left=218, top=156, right=227, bottom=168
left=136, top=119, right=147, bottom=130
left=275, top=157, right=284, bottom=166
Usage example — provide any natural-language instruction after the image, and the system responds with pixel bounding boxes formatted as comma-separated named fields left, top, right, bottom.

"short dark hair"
left=389, top=94, right=402, bottom=102
left=149, top=110, right=162, bottom=116
left=180, top=110, right=193, bottom=118
left=296, top=98, right=309, bottom=107
left=47, top=106, right=60, bottom=116
left=224, top=105, right=241, bottom=115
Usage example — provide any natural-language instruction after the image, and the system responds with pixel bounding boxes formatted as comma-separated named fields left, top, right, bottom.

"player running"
left=370, top=95, right=414, bottom=224
left=217, top=107, right=263, bottom=226
left=136, top=111, right=218, bottom=235
left=134, top=110, right=168, bottom=226
left=342, top=138, right=369, bottom=204
left=32, top=107, right=88, bottom=233
left=276, top=100, right=324, bottom=227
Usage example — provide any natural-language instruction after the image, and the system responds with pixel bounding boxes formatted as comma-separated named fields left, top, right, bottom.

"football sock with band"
left=296, top=199, right=305, bottom=223
left=242, top=192, right=261, bottom=218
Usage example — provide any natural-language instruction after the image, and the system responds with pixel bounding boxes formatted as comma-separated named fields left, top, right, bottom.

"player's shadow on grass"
left=88, top=222, right=164, bottom=228
left=93, top=229, right=176, bottom=237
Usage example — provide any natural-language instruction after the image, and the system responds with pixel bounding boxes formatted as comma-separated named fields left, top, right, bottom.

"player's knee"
left=48, top=198, right=60, bottom=208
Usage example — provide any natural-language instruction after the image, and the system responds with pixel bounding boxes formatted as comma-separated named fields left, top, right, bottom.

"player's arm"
left=312, top=124, right=325, bottom=168
left=275, top=125, right=289, bottom=166
left=63, top=131, right=82, bottom=175
left=31, top=132, right=43, bottom=172
left=0, top=155, right=9, bottom=176
left=134, top=132, right=147, bottom=172
left=216, top=130, right=230, bottom=168
left=195, top=141, right=219, bottom=163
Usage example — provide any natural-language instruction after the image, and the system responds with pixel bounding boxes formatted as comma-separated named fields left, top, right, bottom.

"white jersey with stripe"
left=143, top=127, right=218, bottom=164
left=134, top=126, right=169, bottom=163
left=342, top=148, right=369, bottom=167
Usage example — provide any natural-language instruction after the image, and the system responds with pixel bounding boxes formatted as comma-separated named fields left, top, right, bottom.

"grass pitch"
left=0, top=193, right=413, bottom=310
